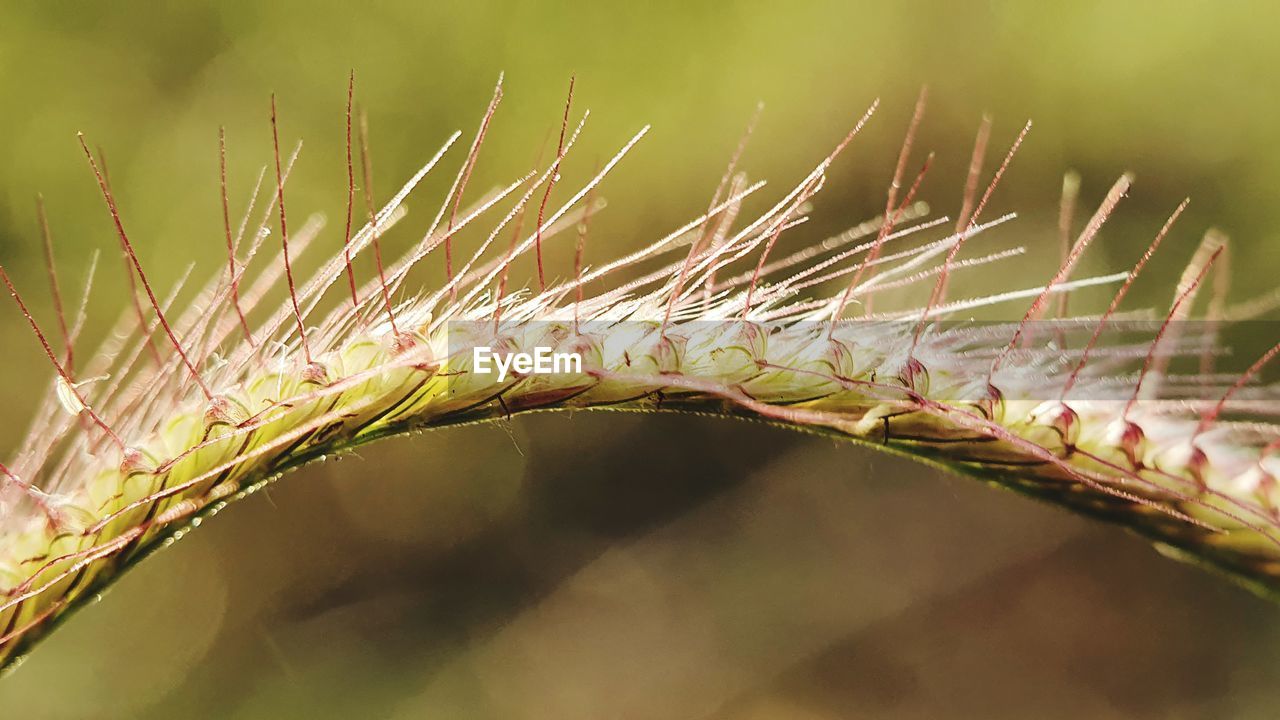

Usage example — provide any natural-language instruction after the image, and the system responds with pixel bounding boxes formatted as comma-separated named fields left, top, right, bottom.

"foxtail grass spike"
left=1, top=83, right=1279, bottom=675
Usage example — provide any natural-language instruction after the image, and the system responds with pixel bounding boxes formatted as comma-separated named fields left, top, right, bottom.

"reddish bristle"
left=1201, top=242, right=1232, bottom=376
left=742, top=203, right=797, bottom=320
left=493, top=168, right=540, bottom=334
left=94, top=141, right=160, bottom=366
left=1054, top=171, right=1081, bottom=320
left=357, top=108, right=400, bottom=338
left=444, top=78, right=504, bottom=296
left=121, top=258, right=161, bottom=366
left=1060, top=199, right=1187, bottom=400
left=573, top=167, right=598, bottom=335
left=665, top=103, right=764, bottom=330
left=830, top=150, right=935, bottom=331
left=78, top=135, right=214, bottom=401
left=534, top=77, right=576, bottom=292
left=1149, top=230, right=1226, bottom=392
left=989, top=173, right=1131, bottom=379
left=828, top=90, right=927, bottom=333
left=825, top=99, right=881, bottom=165
left=1125, top=244, right=1224, bottom=419
left=342, top=70, right=360, bottom=310
left=95, top=144, right=113, bottom=190
left=885, top=88, right=929, bottom=228
left=492, top=134, right=552, bottom=333
left=269, top=96, right=312, bottom=365
left=695, top=102, right=763, bottom=257
left=0, top=264, right=124, bottom=450
left=911, top=119, right=1031, bottom=356
left=695, top=104, right=764, bottom=307
left=35, top=195, right=73, bottom=373
left=0, top=459, right=54, bottom=523
left=955, top=115, right=992, bottom=233
left=940, top=114, right=993, bottom=304
left=219, top=127, right=254, bottom=346
left=1196, top=339, right=1280, bottom=436
left=0, top=460, right=61, bottom=530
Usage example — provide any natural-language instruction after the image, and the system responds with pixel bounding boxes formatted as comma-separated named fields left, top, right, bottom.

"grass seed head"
left=0, top=80, right=1278, bottom=671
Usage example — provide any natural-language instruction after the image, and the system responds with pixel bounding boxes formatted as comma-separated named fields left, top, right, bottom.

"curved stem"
left=4, top=403, right=1275, bottom=676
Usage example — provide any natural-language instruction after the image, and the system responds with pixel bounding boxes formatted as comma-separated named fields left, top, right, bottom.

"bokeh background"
left=2, top=2, right=1279, bottom=718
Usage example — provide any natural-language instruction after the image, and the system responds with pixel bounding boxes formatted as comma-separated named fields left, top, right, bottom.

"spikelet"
left=1, top=79, right=1278, bottom=672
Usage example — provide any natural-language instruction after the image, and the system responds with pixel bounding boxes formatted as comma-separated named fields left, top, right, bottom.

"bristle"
left=934, top=114, right=993, bottom=323
left=695, top=102, right=763, bottom=258
left=440, top=113, right=590, bottom=327
left=911, top=120, right=1031, bottom=357
left=1060, top=199, right=1188, bottom=400
left=1145, top=230, right=1225, bottom=398
left=700, top=174, right=751, bottom=308
left=743, top=197, right=798, bottom=320
left=95, top=144, right=113, bottom=191
left=831, top=151, right=935, bottom=328
left=1196, top=340, right=1280, bottom=436
left=91, top=144, right=162, bottom=368
left=0, top=597, right=65, bottom=648
left=844, top=87, right=926, bottom=316
left=0, top=264, right=124, bottom=451
left=92, top=138, right=164, bottom=374
left=68, top=250, right=98, bottom=358
left=269, top=95, right=312, bottom=366
left=219, top=128, right=254, bottom=346
left=1055, top=171, right=1082, bottom=320
left=573, top=162, right=599, bottom=334
left=451, top=124, right=650, bottom=323
left=200, top=162, right=268, bottom=366
left=1201, top=240, right=1232, bottom=376
left=1228, top=285, right=1280, bottom=322
left=432, top=171, right=540, bottom=324
left=678, top=102, right=764, bottom=317
left=989, top=173, right=1131, bottom=379
left=0, top=460, right=63, bottom=533
left=1125, top=243, right=1224, bottom=419
left=740, top=212, right=942, bottom=296
left=888, top=88, right=930, bottom=221
left=357, top=107, right=400, bottom=339
left=956, top=115, right=993, bottom=232
left=535, top=76, right=575, bottom=292
left=99, top=266, right=197, bottom=437
left=494, top=162, right=541, bottom=333
left=35, top=196, right=72, bottom=373
left=342, top=70, right=360, bottom=310
left=829, top=92, right=930, bottom=333
left=557, top=179, right=766, bottom=316
left=78, top=135, right=214, bottom=401
left=675, top=104, right=878, bottom=318
left=827, top=99, right=882, bottom=165
left=442, top=75, right=504, bottom=296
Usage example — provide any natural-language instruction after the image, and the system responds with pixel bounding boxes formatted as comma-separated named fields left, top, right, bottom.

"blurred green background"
left=1, top=1, right=1279, bottom=718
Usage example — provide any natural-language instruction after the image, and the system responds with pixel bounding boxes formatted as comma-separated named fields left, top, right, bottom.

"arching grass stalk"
left=0, top=79, right=1278, bottom=673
